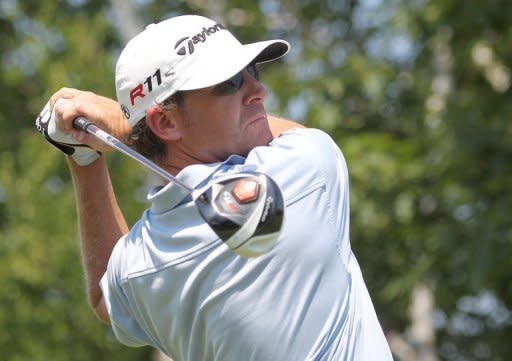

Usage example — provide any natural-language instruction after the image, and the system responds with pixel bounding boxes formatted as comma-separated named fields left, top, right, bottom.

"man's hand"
left=36, top=100, right=101, bottom=166
left=38, top=88, right=131, bottom=158
left=35, top=88, right=132, bottom=165
left=48, top=88, right=131, bottom=141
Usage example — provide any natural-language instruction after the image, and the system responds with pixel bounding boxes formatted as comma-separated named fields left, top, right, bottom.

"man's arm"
left=67, top=155, right=128, bottom=324
left=45, top=88, right=132, bottom=323
left=268, top=115, right=305, bottom=138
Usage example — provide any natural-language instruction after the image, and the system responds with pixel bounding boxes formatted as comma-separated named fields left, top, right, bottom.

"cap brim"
left=173, top=39, right=290, bottom=93
left=251, top=40, right=290, bottom=64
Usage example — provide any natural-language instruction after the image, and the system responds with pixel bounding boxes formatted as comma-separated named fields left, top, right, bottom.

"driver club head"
left=194, top=172, right=284, bottom=257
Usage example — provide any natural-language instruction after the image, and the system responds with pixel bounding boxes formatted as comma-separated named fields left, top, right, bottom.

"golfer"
left=37, top=14, right=393, bottom=361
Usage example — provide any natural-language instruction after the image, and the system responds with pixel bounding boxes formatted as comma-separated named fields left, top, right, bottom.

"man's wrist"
left=67, top=151, right=102, bottom=167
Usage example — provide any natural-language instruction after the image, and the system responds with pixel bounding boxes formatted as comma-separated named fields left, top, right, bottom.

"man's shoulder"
left=271, top=127, right=340, bottom=158
left=277, top=126, right=330, bottom=140
left=244, top=127, right=345, bottom=185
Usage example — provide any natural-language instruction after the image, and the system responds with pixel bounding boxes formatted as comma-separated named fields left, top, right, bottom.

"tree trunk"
left=388, top=283, right=439, bottom=361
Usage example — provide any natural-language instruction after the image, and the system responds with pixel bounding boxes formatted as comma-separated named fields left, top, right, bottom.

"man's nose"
left=242, top=69, right=268, bottom=105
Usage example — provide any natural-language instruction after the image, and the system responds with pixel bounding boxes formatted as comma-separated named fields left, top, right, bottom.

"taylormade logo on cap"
left=174, top=23, right=226, bottom=56
left=125, top=23, right=226, bottom=113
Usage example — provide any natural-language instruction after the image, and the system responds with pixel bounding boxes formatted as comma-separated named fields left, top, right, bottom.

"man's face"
left=171, top=67, right=273, bottom=163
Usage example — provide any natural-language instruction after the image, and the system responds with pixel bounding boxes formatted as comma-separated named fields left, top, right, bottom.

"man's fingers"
left=47, top=87, right=130, bottom=146
left=49, top=87, right=82, bottom=107
left=49, top=87, right=87, bottom=131
left=52, top=98, right=77, bottom=133
left=70, top=129, right=86, bottom=143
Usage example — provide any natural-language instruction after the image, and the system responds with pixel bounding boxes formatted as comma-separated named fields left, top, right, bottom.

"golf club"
left=73, top=117, right=284, bottom=257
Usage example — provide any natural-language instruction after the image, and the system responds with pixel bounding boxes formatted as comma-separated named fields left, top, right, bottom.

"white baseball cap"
left=115, top=15, right=290, bottom=126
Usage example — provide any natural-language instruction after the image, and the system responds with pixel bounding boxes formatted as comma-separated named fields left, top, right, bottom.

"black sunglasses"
left=212, top=64, right=259, bottom=96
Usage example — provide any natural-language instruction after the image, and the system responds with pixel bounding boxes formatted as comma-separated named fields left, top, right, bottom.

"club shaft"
left=73, top=117, right=192, bottom=193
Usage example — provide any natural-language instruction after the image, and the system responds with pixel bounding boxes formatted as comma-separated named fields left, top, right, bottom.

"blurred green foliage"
left=1, top=0, right=511, bottom=360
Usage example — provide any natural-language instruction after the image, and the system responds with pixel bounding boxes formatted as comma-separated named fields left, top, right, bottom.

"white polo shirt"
left=100, top=128, right=393, bottom=361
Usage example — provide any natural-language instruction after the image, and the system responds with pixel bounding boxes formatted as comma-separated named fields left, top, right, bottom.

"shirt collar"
left=149, top=154, right=246, bottom=213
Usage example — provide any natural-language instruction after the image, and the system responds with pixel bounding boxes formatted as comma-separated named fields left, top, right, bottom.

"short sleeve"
left=240, top=128, right=350, bottom=252
left=100, top=246, right=151, bottom=347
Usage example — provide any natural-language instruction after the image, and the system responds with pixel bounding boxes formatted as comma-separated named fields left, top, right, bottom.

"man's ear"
left=145, top=105, right=182, bottom=141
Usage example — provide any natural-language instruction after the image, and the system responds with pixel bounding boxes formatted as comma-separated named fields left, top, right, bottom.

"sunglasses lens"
left=212, top=65, right=259, bottom=96
left=247, top=64, right=259, bottom=80
left=212, top=72, right=244, bottom=96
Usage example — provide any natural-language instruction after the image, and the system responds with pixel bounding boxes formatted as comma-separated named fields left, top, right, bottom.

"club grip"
left=73, top=117, right=94, bottom=132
